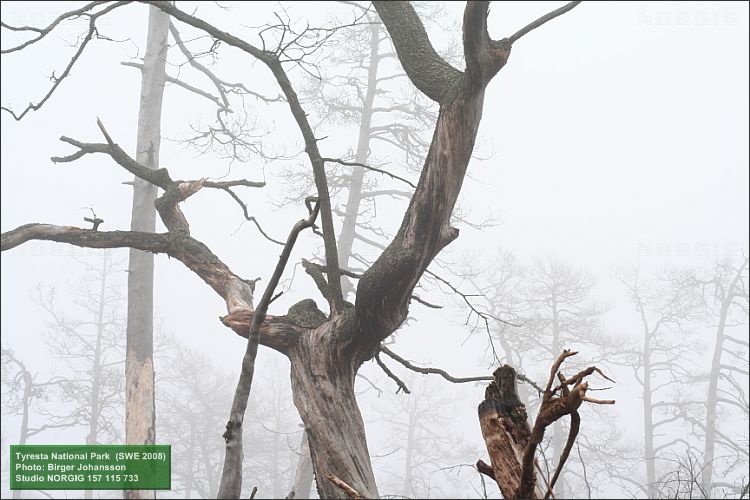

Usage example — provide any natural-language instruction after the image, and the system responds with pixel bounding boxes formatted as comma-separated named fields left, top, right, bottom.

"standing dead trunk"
left=477, top=366, right=544, bottom=500
left=702, top=303, right=728, bottom=499
left=125, top=6, right=169, bottom=500
left=640, top=307, right=657, bottom=497
left=287, top=19, right=385, bottom=491
left=288, top=432, right=314, bottom=499
left=336, top=20, right=381, bottom=299
left=478, top=355, right=614, bottom=500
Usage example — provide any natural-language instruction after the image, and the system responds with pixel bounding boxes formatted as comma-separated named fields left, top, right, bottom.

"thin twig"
left=1, top=2, right=130, bottom=120
left=374, top=352, right=410, bottom=394
left=121, top=61, right=225, bottom=107
left=322, top=157, right=417, bottom=189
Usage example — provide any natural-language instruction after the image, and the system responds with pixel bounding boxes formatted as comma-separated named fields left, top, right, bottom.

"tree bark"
left=125, top=6, right=169, bottom=500
left=288, top=314, right=378, bottom=499
left=477, top=365, right=545, bottom=499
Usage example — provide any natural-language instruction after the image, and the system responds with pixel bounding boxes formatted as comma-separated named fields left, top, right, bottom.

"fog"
left=1, top=1, right=748, bottom=499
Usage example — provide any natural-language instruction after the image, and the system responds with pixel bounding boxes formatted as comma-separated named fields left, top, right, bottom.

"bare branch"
left=121, top=61, right=225, bottom=108
left=476, top=459, right=496, bottom=481
left=410, top=294, right=442, bottom=309
left=145, top=1, right=346, bottom=310
left=506, top=1, right=582, bottom=45
left=1, top=1, right=107, bottom=53
left=51, top=135, right=172, bottom=189
left=545, top=410, right=580, bottom=499
left=218, top=198, right=321, bottom=497
left=516, top=352, right=615, bottom=499
left=374, top=352, right=410, bottom=394
left=1, top=1, right=131, bottom=120
left=426, top=269, right=522, bottom=327
left=322, top=157, right=416, bottom=189
left=380, top=344, right=543, bottom=393
left=373, top=1, right=462, bottom=103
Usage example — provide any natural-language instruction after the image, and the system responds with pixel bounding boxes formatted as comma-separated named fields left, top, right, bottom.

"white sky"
left=1, top=1, right=748, bottom=498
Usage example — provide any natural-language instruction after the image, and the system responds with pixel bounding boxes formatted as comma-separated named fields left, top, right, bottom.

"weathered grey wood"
left=125, top=6, right=169, bottom=500
left=287, top=432, right=314, bottom=499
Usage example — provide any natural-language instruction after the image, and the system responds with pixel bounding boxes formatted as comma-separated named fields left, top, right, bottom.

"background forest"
left=1, top=1, right=748, bottom=499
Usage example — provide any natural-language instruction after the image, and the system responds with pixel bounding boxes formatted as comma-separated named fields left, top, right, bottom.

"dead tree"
left=690, top=258, right=749, bottom=497
left=615, top=265, right=704, bottom=496
left=1, top=2, right=583, bottom=498
left=477, top=350, right=615, bottom=499
left=124, top=9, right=169, bottom=500
left=1, top=348, right=74, bottom=499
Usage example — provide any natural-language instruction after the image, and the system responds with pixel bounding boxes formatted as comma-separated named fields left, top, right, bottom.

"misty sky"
left=1, top=1, right=748, bottom=498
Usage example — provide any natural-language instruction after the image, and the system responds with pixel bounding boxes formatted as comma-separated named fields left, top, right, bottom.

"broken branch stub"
left=478, top=353, right=616, bottom=499
left=478, top=365, right=542, bottom=499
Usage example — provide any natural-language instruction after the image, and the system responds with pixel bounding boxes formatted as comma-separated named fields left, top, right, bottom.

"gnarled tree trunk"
left=288, top=313, right=378, bottom=499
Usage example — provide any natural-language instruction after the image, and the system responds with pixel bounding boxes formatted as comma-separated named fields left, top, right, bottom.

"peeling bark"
left=479, top=354, right=614, bottom=500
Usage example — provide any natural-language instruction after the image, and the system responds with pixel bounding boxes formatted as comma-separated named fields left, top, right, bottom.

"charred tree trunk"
left=478, top=354, right=614, bottom=500
left=478, top=366, right=544, bottom=499
left=125, top=6, right=168, bottom=500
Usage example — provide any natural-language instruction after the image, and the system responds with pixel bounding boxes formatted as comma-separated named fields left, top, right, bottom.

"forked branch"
left=478, top=352, right=614, bottom=499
